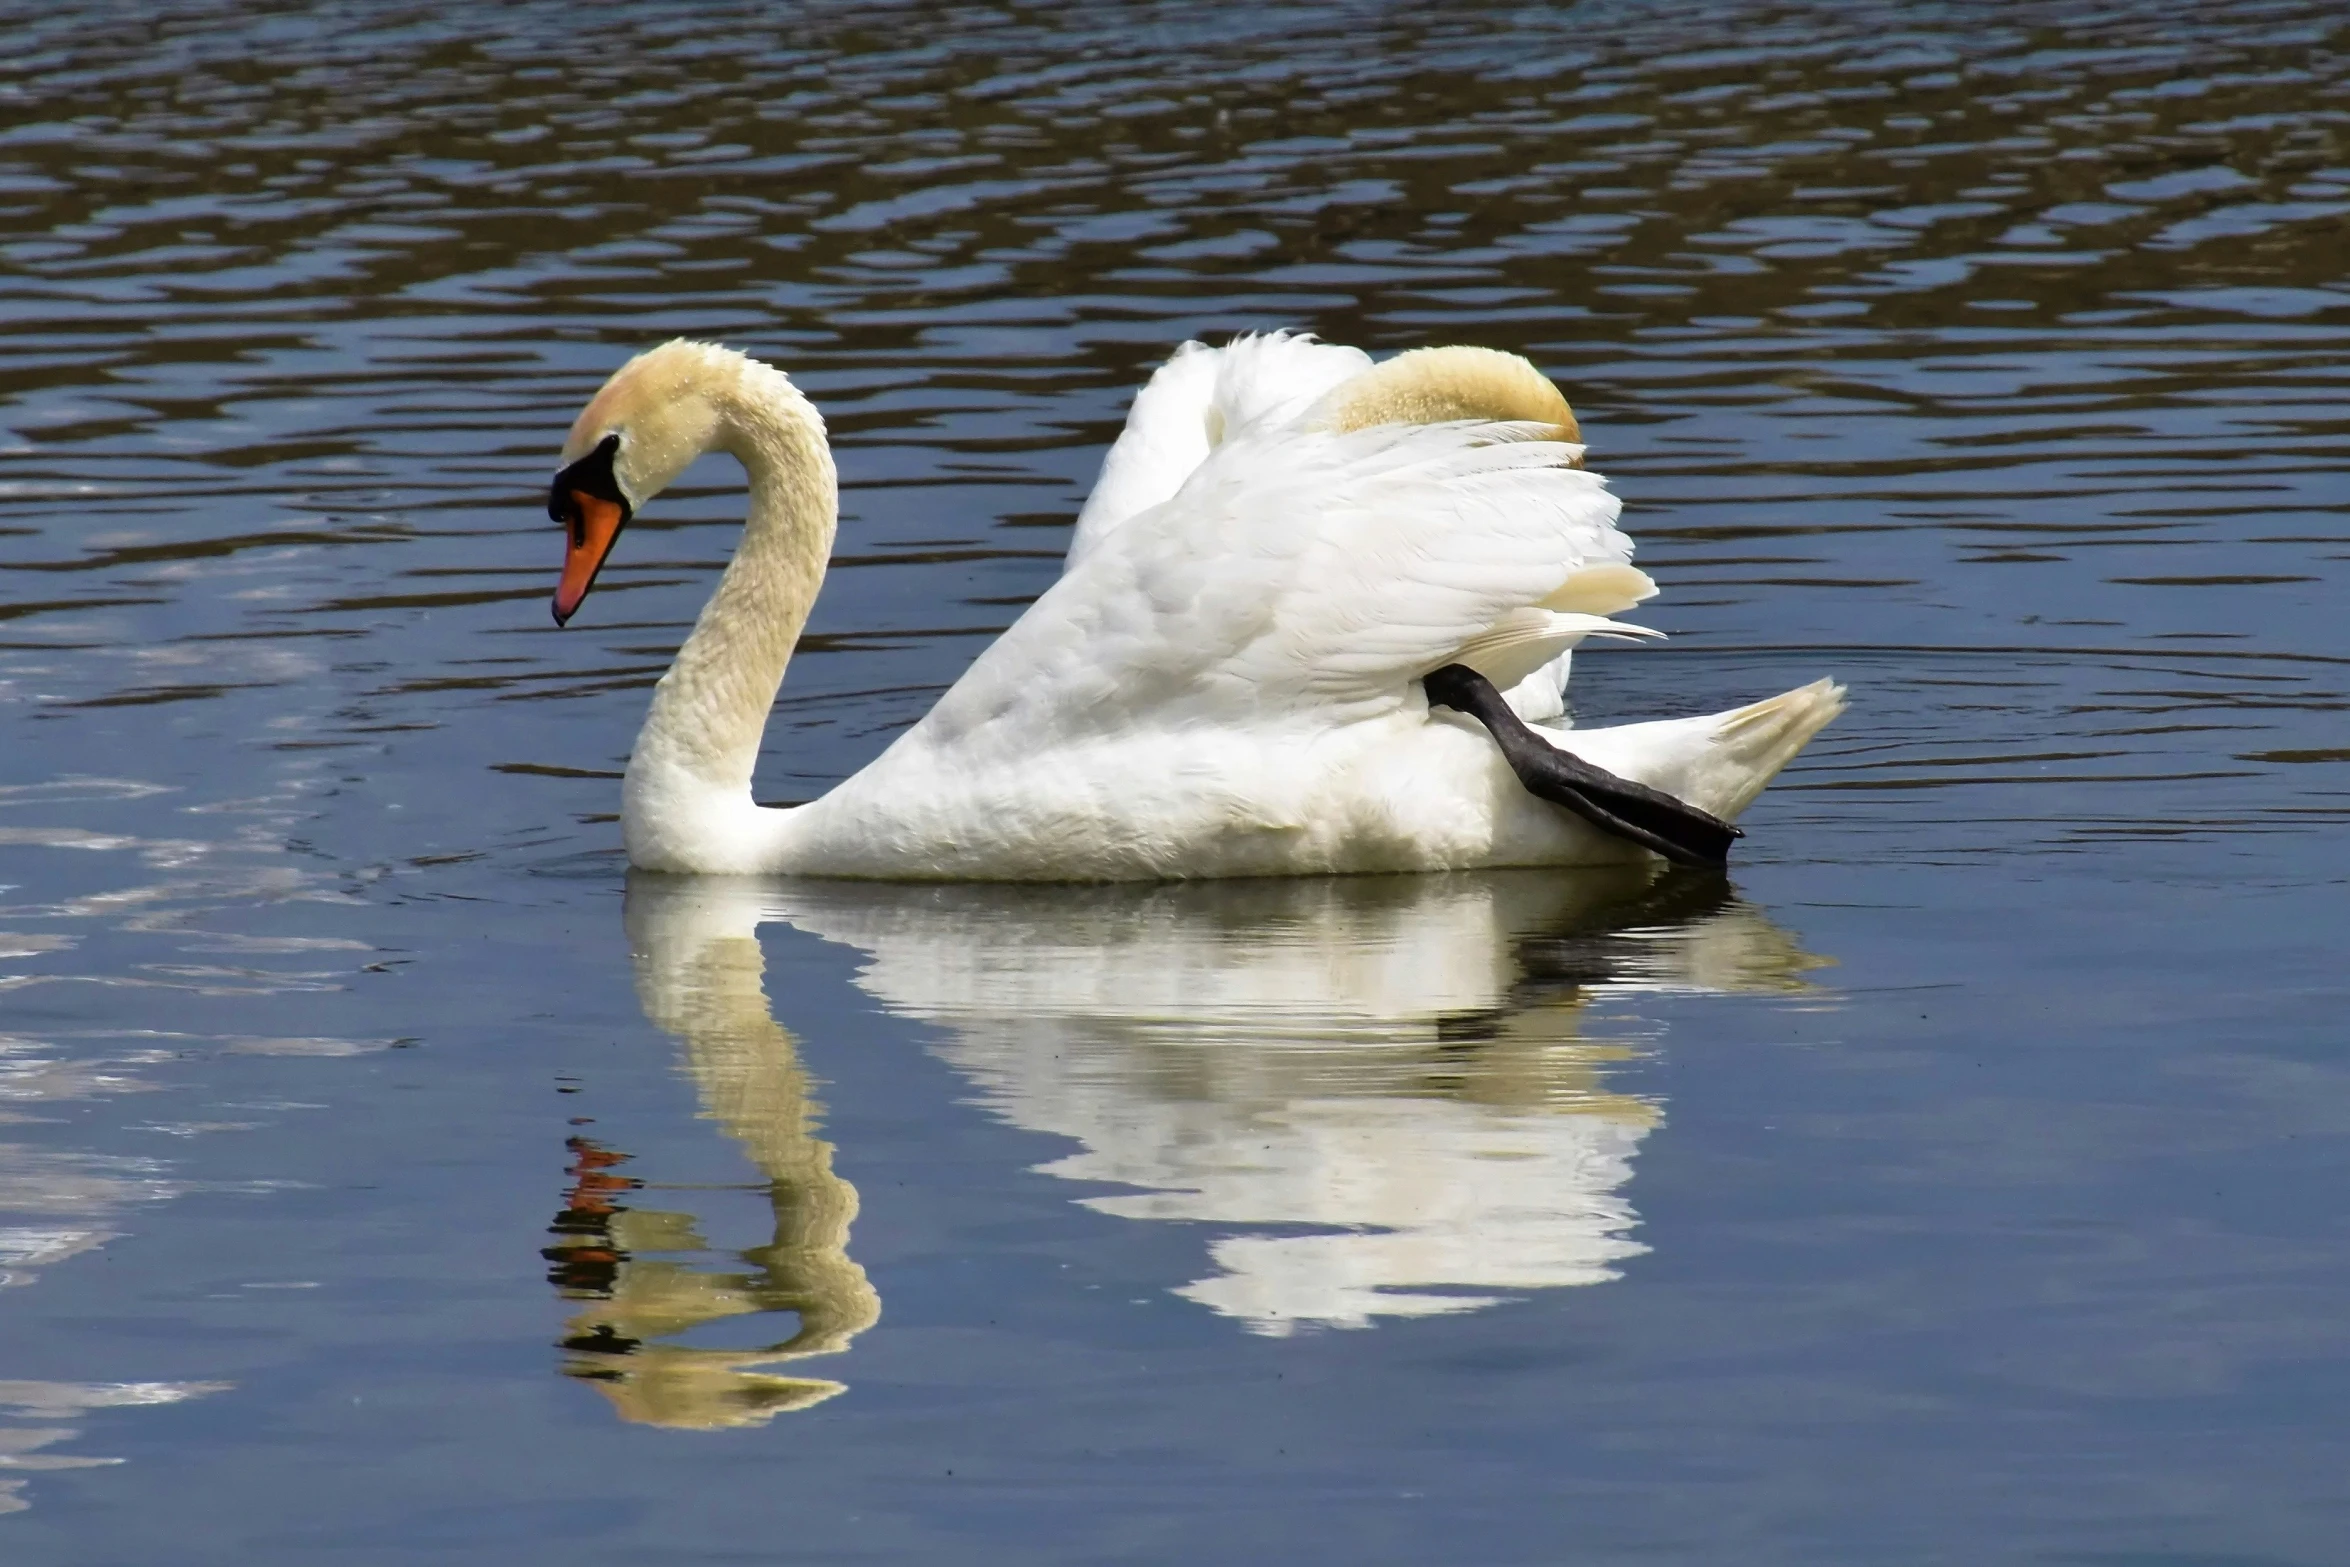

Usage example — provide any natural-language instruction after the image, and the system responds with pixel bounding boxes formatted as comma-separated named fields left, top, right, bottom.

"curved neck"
left=624, top=368, right=835, bottom=870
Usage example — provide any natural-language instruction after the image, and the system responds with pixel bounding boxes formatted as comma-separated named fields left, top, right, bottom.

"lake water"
left=2, top=2, right=2346, bottom=1561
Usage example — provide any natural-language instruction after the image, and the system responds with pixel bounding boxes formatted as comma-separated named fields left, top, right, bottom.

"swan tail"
left=1687, top=678, right=1848, bottom=821
left=1547, top=678, right=1846, bottom=829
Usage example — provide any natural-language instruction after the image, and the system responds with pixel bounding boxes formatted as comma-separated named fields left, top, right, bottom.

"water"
left=2, top=1, right=2345, bottom=1559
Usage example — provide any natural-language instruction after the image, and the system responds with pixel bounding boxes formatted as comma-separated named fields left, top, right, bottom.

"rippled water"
left=2, top=2, right=2346, bottom=1560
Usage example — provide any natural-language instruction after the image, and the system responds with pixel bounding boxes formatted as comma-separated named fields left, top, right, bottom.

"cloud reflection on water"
left=0, top=1381, right=229, bottom=1517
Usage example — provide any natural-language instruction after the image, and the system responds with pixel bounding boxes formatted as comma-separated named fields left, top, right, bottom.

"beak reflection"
left=543, top=879, right=878, bottom=1431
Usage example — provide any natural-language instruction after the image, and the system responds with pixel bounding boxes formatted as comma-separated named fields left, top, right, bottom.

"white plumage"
left=1068, top=331, right=1372, bottom=563
left=546, top=334, right=1844, bottom=880
left=935, top=420, right=1624, bottom=741
left=1066, top=331, right=1667, bottom=721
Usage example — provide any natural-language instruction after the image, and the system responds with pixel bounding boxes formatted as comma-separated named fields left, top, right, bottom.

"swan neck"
left=626, top=368, right=834, bottom=860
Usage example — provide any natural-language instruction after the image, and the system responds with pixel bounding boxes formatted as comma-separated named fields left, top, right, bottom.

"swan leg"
left=1422, top=664, right=1742, bottom=868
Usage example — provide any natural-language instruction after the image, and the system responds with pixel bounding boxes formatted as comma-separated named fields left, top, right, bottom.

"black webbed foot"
left=1423, top=663, right=1742, bottom=868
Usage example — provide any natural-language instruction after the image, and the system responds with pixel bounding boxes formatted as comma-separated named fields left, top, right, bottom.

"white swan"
left=548, top=337, right=1844, bottom=879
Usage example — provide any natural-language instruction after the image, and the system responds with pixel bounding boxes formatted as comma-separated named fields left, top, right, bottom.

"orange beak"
left=551, top=490, right=625, bottom=626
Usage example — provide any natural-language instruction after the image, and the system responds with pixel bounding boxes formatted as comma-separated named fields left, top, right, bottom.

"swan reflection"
left=616, top=866, right=1823, bottom=1353
left=543, top=884, right=878, bottom=1429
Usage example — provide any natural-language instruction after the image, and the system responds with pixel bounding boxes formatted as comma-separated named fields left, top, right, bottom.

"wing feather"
left=1068, top=333, right=1371, bottom=564
left=919, top=418, right=1633, bottom=757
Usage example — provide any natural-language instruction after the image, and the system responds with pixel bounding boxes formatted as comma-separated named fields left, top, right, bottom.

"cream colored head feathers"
left=564, top=339, right=819, bottom=507
left=1314, top=346, right=1582, bottom=445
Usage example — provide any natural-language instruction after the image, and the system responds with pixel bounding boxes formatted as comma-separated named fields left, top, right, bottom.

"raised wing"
left=1068, top=333, right=1371, bottom=565
left=921, top=418, right=1633, bottom=757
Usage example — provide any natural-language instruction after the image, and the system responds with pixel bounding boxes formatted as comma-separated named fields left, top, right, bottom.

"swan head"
left=548, top=340, right=750, bottom=625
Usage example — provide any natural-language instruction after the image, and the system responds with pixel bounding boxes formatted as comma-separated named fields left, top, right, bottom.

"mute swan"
left=548, top=337, right=1843, bottom=879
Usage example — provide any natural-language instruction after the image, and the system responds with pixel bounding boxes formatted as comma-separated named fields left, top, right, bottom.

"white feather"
left=1069, top=332, right=1371, bottom=564
left=1065, top=335, right=1653, bottom=722
left=922, top=420, right=1626, bottom=753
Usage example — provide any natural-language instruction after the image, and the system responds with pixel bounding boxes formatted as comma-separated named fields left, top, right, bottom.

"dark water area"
left=1, top=1, right=2346, bottom=1560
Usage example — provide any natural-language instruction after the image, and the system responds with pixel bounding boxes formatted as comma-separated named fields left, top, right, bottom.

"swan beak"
left=551, top=490, right=625, bottom=626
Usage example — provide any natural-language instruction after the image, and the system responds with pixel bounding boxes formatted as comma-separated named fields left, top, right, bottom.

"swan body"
left=548, top=336, right=1843, bottom=881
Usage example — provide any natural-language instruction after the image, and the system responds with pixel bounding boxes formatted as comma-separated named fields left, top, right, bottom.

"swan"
left=547, top=337, right=1844, bottom=879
